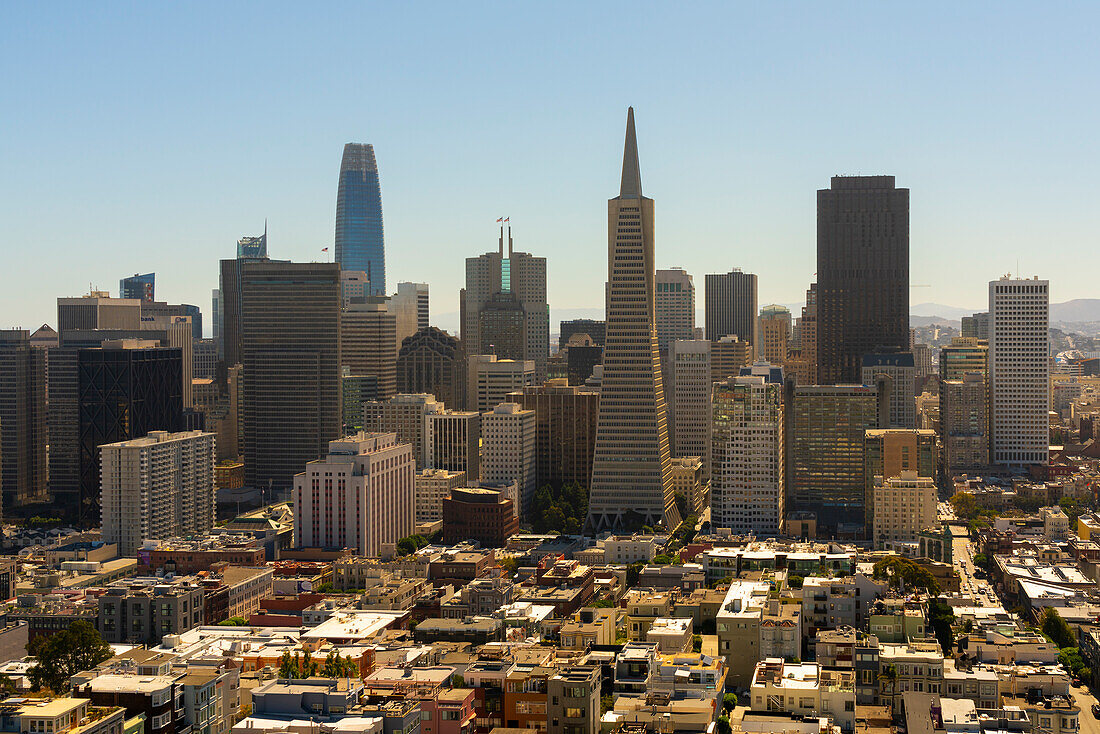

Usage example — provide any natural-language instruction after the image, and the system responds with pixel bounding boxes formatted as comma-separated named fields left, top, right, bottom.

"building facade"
left=872, top=471, right=937, bottom=546
left=758, top=305, right=791, bottom=365
left=507, top=381, right=600, bottom=491
left=705, top=269, right=758, bottom=346
left=480, top=403, right=537, bottom=520
left=467, top=355, right=535, bottom=414
left=396, top=327, right=464, bottom=410
left=0, top=330, right=48, bottom=509
left=671, top=340, right=711, bottom=470
left=100, top=430, right=216, bottom=556
left=335, top=143, right=386, bottom=295
left=941, top=371, right=989, bottom=477
left=817, top=176, right=909, bottom=384
left=861, top=352, right=917, bottom=429
left=293, top=432, right=415, bottom=556
left=586, top=108, right=681, bottom=533
left=655, top=268, right=695, bottom=352
left=340, top=300, right=397, bottom=400
left=425, top=410, right=481, bottom=481
left=711, top=375, right=785, bottom=535
left=989, top=277, right=1049, bottom=466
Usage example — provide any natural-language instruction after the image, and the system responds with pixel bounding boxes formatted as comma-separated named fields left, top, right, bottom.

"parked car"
left=1090, top=702, right=1099, bottom=717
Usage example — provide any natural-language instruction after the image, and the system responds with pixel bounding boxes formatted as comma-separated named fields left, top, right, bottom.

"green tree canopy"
left=531, top=483, right=587, bottom=534
left=873, top=557, right=941, bottom=594
left=28, top=621, right=112, bottom=692
left=928, top=598, right=956, bottom=654
left=1042, top=608, right=1077, bottom=649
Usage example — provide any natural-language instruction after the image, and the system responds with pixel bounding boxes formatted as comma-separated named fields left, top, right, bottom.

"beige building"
left=655, top=268, right=695, bottom=352
left=363, top=393, right=442, bottom=469
left=941, top=371, right=989, bottom=477
left=467, top=354, right=535, bottom=414
left=480, top=402, right=537, bottom=519
left=340, top=300, right=397, bottom=400
left=671, top=339, right=711, bottom=469
left=717, top=580, right=801, bottom=688
left=750, top=659, right=856, bottom=732
left=293, top=432, right=415, bottom=556
left=646, top=617, right=693, bottom=653
left=625, top=588, right=677, bottom=642
left=711, top=335, right=753, bottom=383
left=669, top=456, right=707, bottom=517
left=758, top=305, right=791, bottom=364
left=425, top=410, right=480, bottom=481
left=415, top=468, right=466, bottom=524
left=871, top=471, right=937, bottom=547
left=99, top=430, right=216, bottom=556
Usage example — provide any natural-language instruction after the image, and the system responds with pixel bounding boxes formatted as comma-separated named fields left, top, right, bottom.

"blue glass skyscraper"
left=335, top=143, right=386, bottom=295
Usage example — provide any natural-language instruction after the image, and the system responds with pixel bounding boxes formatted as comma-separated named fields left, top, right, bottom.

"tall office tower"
left=817, top=176, right=909, bottom=384
left=711, top=335, right=753, bottom=383
left=57, top=294, right=142, bottom=333
left=425, top=410, right=480, bottom=480
left=655, top=268, right=695, bottom=352
left=961, top=312, right=990, bottom=340
left=462, top=227, right=550, bottom=379
left=758, top=305, right=792, bottom=364
left=912, top=343, right=933, bottom=379
left=705, top=269, right=758, bottom=345
left=989, top=276, right=1050, bottom=467
left=99, top=430, right=215, bottom=555
left=861, top=352, right=916, bottom=428
left=799, top=284, right=818, bottom=384
left=415, top=468, right=466, bottom=524
left=711, top=375, right=785, bottom=536
left=391, top=282, right=430, bottom=346
left=293, top=432, right=414, bottom=557
left=941, top=372, right=989, bottom=477
left=30, top=325, right=58, bottom=349
left=335, top=143, right=386, bottom=295
left=481, top=403, right=537, bottom=519
left=240, top=261, right=342, bottom=489
left=396, top=327, right=464, bottom=410
left=340, top=300, right=397, bottom=400
left=467, top=355, right=535, bottom=414
left=863, top=428, right=936, bottom=534
left=787, top=384, right=883, bottom=535
left=119, top=273, right=155, bottom=302
left=363, top=393, right=442, bottom=469
left=211, top=289, right=221, bottom=349
left=671, top=340, right=711, bottom=469
left=0, top=330, right=48, bottom=509
left=506, top=380, right=600, bottom=491
left=48, top=341, right=184, bottom=526
left=586, top=108, right=681, bottom=533
left=559, top=319, right=606, bottom=348
left=940, top=337, right=988, bottom=381
left=193, top=338, right=217, bottom=379
left=219, top=230, right=270, bottom=366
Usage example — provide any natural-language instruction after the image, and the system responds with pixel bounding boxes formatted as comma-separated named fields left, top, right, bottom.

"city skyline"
left=5, top=4, right=1100, bottom=333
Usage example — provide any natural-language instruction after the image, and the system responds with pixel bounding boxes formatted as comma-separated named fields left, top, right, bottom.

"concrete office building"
left=442, top=487, right=518, bottom=548
left=390, top=281, right=429, bottom=346
left=941, top=371, right=989, bottom=477
left=100, top=430, right=216, bottom=555
left=507, top=380, right=600, bottom=491
left=940, top=336, right=988, bottom=381
left=480, top=403, right=537, bottom=520
left=415, top=468, right=466, bottom=524
left=758, top=304, right=791, bottom=364
left=989, top=277, right=1049, bottom=466
left=467, top=355, right=535, bottom=414
left=363, top=393, right=443, bottom=470
left=340, top=270, right=371, bottom=307
left=48, top=341, right=185, bottom=526
left=586, top=108, right=681, bottom=533
left=787, top=384, right=884, bottom=534
left=655, top=268, right=695, bottom=352
left=711, top=375, right=785, bottom=536
left=293, top=432, right=414, bottom=557
left=711, top=336, right=754, bottom=383
left=240, top=261, right=342, bottom=489
left=217, top=230, right=270, bottom=366
left=797, top=284, right=819, bottom=385
left=57, top=294, right=142, bottom=333
left=0, top=330, right=48, bottom=510
left=396, top=327, right=464, bottom=410
left=961, top=312, right=990, bottom=340
left=817, top=176, right=910, bottom=384
left=671, top=340, right=711, bottom=469
left=340, top=299, right=397, bottom=400
left=871, top=471, right=937, bottom=547
left=463, top=226, right=549, bottom=379
left=861, top=352, right=916, bottom=429
left=705, top=269, right=758, bottom=346
left=425, top=410, right=480, bottom=481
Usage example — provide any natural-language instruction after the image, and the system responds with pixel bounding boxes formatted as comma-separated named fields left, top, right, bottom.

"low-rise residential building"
left=749, top=659, right=857, bottom=732
left=547, top=666, right=600, bottom=734
left=645, top=617, right=693, bottom=653
left=624, top=590, right=677, bottom=643
left=97, top=578, right=205, bottom=646
left=558, top=608, right=616, bottom=650
left=0, top=697, right=127, bottom=734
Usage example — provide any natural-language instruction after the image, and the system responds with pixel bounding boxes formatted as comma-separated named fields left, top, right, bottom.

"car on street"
left=1090, top=702, right=1099, bottom=717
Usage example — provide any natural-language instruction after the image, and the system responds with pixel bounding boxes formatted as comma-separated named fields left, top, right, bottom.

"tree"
left=321, top=650, right=357, bottom=678
left=972, top=553, right=989, bottom=570
left=590, top=599, right=615, bottom=608
left=873, top=557, right=940, bottom=594
left=722, top=693, right=738, bottom=713
left=1043, top=608, right=1077, bottom=649
left=27, top=621, right=112, bottom=692
left=949, top=492, right=980, bottom=521
left=928, top=598, right=956, bottom=654
left=219, top=616, right=249, bottom=626
left=531, top=483, right=588, bottom=534
left=278, top=651, right=319, bottom=680
left=396, top=534, right=428, bottom=557
left=626, top=562, right=644, bottom=587
left=600, top=694, right=615, bottom=715
left=692, top=635, right=703, bottom=652
left=787, top=575, right=804, bottom=589
left=716, top=715, right=732, bottom=734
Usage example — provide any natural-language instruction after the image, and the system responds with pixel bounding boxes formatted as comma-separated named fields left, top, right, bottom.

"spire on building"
left=619, top=106, right=642, bottom=199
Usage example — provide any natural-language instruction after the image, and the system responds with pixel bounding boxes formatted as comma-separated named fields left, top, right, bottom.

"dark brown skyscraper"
left=817, top=176, right=909, bottom=385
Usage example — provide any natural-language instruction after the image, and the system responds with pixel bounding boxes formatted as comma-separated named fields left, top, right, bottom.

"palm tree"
left=880, top=664, right=899, bottom=710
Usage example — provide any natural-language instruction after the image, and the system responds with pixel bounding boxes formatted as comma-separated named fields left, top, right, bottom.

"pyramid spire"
left=619, top=107, right=642, bottom=198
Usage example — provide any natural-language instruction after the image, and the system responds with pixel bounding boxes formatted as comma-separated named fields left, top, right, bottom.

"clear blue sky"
left=4, top=2, right=1099, bottom=334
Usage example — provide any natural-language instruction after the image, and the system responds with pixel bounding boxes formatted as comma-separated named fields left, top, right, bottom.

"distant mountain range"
left=433, top=299, right=1100, bottom=337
